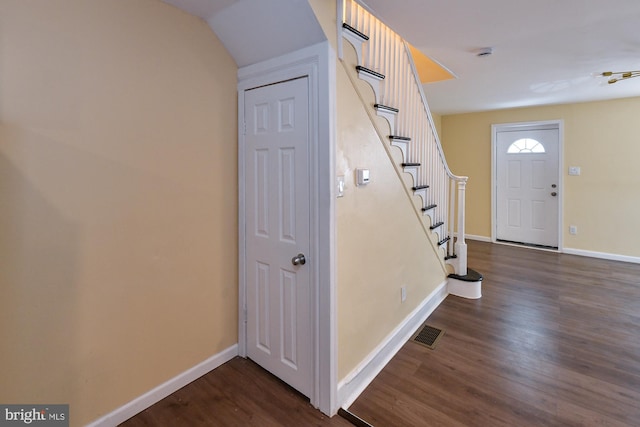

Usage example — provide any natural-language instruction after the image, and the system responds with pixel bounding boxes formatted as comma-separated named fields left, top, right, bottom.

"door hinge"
left=243, top=306, right=247, bottom=323
left=243, top=121, right=247, bottom=135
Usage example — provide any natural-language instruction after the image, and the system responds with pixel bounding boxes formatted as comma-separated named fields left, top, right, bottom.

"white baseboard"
left=464, top=234, right=491, bottom=242
left=451, top=232, right=491, bottom=243
left=562, top=247, right=640, bottom=264
left=337, top=280, right=448, bottom=409
left=454, top=234, right=640, bottom=264
left=87, top=344, right=239, bottom=427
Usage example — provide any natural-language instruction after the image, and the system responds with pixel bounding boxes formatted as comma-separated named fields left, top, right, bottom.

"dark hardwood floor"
left=122, top=240, right=640, bottom=426
left=120, top=356, right=352, bottom=427
left=348, top=240, right=640, bottom=426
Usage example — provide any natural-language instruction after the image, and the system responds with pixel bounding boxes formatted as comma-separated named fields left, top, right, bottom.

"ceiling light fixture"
left=601, top=70, right=640, bottom=84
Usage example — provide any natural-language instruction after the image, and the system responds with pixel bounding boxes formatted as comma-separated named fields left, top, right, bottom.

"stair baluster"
left=340, top=0, right=470, bottom=276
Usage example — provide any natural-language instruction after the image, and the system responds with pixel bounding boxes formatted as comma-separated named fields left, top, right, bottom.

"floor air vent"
left=412, top=324, right=444, bottom=350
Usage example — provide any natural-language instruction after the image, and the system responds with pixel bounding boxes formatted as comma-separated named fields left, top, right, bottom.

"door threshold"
left=496, top=239, right=559, bottom=252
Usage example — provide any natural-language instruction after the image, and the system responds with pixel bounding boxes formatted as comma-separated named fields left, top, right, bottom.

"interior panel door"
left=244, top=77, right=311, bottom=396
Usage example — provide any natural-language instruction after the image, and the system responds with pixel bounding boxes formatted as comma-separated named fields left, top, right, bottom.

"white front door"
left=496, top=127, right=559, bottom=248
left=243, top=77, right=311, bottom=396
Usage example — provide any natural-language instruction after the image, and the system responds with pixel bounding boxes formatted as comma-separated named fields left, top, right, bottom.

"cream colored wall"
left=308, top=0, right=338, bottom=51
left=441, top=97, right=640, bottom=257
left=336, top=45, right=446, bottom=380
left=0, top=1, right=238, bottom=425
left=320, top=0, right=448, bottom=381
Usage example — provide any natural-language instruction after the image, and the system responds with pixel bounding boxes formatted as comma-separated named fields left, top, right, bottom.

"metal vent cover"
left=412, top=324, right=444, bottom=350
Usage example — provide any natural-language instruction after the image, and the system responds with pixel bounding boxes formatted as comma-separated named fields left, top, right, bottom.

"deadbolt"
left=551, top=184, right=557, bottom=188
left=292, top=253, right=306, bottom=266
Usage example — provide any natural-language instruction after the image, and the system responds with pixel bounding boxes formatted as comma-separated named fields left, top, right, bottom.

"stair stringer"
left=355, top=67, right=383, bottom=101
left=344, top=32, right=429, bottom=211
left=422, top=208, right=436, bottom=229
left=388, top=136, right=408, bottom=161
left=412, top=186, right=428, bottom=209
left=342, top=24, right=368, bottom=66
left=376, top=108, right=397, bottom=136
left=339, top=36, right=451, bottom=272
left=401, top=164, right=419, bottom=187
left=429, top=222, right=446, bottom=242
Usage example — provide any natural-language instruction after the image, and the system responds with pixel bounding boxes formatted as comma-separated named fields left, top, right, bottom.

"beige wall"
left=0, top=1, right=238, bottom=425
left=336, top=43, right=447, bottom=380
left=308, top=0, right=338, bottom=51
left=441, top=97, right=640, bottom=257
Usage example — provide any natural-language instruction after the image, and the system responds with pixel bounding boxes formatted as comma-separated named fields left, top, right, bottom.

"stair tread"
left=356, top=65, right=385, bottom=80
left=430, top=221, right=444, bottom=229
left=438, top=236, right=451, bottom=246
left=413, top=185, right=430, bottom=191
left=342, top=23, right=369, bottom=41
left=422, top=204, right=437, bottom=211
left=448, top=268, right=484, bottom=282
left=389, top=135, right=411, bottom=141
left=375, top=104, right=399, bottom=113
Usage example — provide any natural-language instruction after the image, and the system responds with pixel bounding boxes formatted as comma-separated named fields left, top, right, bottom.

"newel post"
left=456, top=179, right=468, bottom=276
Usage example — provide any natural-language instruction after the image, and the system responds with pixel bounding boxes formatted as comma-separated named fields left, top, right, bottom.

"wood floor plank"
left=122, top=241, right=640, bottom=426
left=348, top=241, right=640, bottom=426
left=120, top=357, right=352, bottom=426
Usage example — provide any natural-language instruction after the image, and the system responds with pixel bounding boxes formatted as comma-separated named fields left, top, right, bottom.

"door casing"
left=491, top=120, right=564, bottom=251
left=237, top=42, right=336, bottom=415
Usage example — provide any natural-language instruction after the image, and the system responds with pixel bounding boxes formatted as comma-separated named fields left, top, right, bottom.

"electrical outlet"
left=400, top=286, right=407, bottom=302
left=569, top=225, right=577, bottom=235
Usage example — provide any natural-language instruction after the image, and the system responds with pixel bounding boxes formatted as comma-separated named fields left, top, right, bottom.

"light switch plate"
left=568, top=166, right=581, bottom=176
left=336, top=175, right=345, bottom=197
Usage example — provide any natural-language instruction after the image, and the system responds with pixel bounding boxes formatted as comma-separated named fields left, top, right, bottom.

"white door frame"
left=491, top=120, right=564, bottom=251
left=237, top=42, right=337, bottom=415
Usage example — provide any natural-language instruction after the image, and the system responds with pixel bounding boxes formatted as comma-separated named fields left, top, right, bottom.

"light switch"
left=337, top=175, right=345, bottom=197
left=568, top=166, right=581, bottom=176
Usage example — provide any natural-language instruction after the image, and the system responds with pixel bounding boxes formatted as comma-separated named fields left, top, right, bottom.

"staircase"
left=340, top=0, right=482, bottom=298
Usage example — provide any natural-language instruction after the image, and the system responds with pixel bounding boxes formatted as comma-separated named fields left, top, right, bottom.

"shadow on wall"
left=0, top=125, right=79, bottom=405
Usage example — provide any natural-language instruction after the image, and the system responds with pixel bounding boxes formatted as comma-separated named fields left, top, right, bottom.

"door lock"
left=291, top=253, right=306, bottom=266
left=551, top=192, right=557, bottom=197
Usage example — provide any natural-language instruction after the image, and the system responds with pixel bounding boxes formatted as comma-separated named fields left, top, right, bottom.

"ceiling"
left=162, top=0, right=325, bottom=68
left=362, top=0, right=640, bottom=114
left=162, top=0, right=640, bottom=115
